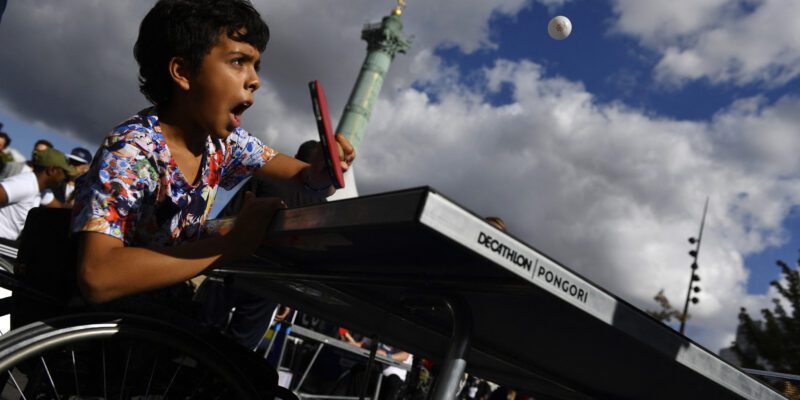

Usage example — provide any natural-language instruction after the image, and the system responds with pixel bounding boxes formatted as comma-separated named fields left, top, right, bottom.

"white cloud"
left=611, top=0, right=732, bottom=45
left=0, top=0, right=533, bottom=143
left=533, top=0, right=573, bottom=13
left=0, top=1, right=145, bottom=140
left=611, top=0, right=800, bottom=87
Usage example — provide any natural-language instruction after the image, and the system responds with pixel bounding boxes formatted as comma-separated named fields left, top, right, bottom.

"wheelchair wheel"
left=0, top=256, right=14, bottom=274
left=0, top=312, right=264, bottom=399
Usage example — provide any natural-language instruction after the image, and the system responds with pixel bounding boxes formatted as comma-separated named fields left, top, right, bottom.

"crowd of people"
left=0, top=126, right=94, bottom=243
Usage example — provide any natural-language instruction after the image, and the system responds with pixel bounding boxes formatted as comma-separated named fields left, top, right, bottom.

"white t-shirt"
left=0, top=171, right=42, bottom=240
left=0, top=161, right=31, bottom=180
left=383, top=352, right=413, bottom=381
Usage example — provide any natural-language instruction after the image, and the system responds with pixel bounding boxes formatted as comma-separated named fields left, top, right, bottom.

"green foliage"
left=733, top=259, right=800, bottom=374
left=647, top=289, right=688, bottom=323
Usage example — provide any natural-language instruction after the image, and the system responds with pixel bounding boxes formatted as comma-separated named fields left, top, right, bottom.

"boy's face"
left=187, top=33, right=261, bottom=139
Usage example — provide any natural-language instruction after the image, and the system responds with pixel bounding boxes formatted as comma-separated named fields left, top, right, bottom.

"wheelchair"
left=0, top=207, right=294, bottom=400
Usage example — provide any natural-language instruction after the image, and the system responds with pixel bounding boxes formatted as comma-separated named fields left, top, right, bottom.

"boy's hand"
left=335, top=133, right=356, bottom=171
left=306, top=133, right=356, bottom=189
left=225, top=192, right=286, bottom=260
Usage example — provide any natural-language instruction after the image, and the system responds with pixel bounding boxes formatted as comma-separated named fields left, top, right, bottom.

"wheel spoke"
left=6, top=369, right=28, bottom=400
left=71, top=348, right=80, bottom=397
left=162, top=355, right=186, bottom=398
left=39, top=355, right=60, bottom=399
left=0, top=315, right=260, bottom=399
left=119, top=345, right=132, bottom=400
left=144, top=355, right=158, bottom=400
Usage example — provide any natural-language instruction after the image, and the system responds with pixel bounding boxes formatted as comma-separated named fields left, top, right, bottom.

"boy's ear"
left=168, top=57, right=192, bottom=92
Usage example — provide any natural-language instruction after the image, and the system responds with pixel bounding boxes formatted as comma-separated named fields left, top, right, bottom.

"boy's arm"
left=78, top=194, right=284, bottom=303
left=391, top=351, right=410, bottom=362
left=253, top=133, right=355, bottom=194
left=78, top=232, right=231, bottom=303
left=252, top=153, right=327, bottom=193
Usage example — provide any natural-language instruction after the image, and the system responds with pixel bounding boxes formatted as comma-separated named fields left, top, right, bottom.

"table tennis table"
left=213, top=187, right=785, bottom=400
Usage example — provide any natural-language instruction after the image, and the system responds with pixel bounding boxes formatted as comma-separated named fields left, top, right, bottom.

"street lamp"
left=679, top=197, right=709, bottom=335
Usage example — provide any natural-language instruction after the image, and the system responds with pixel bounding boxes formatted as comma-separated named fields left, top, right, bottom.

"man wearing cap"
left=0, top=148, right=75, bottom=240
left=66, top=147, right=93, bottom=173
left=57, top=147, right=94, bottom=206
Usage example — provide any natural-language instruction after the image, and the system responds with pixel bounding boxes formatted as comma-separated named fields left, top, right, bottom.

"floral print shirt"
left=71, top=108, right=278, bottom=248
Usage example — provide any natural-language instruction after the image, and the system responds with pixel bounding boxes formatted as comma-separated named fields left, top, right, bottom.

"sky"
left=1, top=0, right=800, bottom=355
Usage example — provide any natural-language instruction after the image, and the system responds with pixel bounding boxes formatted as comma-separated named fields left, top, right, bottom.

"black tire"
left=0, top=312, right=264, bottom=399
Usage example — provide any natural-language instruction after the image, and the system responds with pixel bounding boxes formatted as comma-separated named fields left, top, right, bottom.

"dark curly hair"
left=0, top=132, right=10, bottom=147
left=134, top=0, right=270, bottom=106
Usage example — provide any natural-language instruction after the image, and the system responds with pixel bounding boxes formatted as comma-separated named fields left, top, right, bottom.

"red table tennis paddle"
left=309, top=80, right=345, bottom=189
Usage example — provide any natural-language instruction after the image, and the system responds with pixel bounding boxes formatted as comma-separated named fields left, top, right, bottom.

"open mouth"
left=229, top=101, right=252, bottom=129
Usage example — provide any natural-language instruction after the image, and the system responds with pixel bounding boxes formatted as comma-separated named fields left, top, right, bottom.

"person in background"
left=41, top=146, right=94, bottom=208
left=0, top=148, right=74, bottom=240
left=377, top=344, right=413, bottom=400
left=57, top=147, right=94, bottom=206
left=0, top=131, right=26, bottom=163
left=485, top=216, right=507, bottom=232
left=30, top=139, right=53, bottom=161
left=0, top=130, right=29, bottom=179
left=65, top=147, right=93, bottom=175
left=39, top=146, right=89, bottom=208
left=339, top=332, right=414, bottom=400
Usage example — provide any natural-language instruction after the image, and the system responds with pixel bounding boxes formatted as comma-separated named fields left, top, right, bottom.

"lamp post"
left=679, top=197, right=708, bottom=335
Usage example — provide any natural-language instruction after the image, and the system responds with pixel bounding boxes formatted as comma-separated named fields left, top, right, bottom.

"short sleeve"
left=1, top=172, right=39, bottom=203
left=219, top=128, right=278, bottom=190
left=71, top=139, right=157, bottom=242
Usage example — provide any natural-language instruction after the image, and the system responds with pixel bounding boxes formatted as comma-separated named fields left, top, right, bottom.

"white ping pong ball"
left=548, top=16, right=572, bottom=40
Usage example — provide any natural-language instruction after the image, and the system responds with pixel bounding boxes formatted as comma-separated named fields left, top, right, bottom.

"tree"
left=647, top=289, right=689, bottom=324
left=733, top=259, right=800, bottom=375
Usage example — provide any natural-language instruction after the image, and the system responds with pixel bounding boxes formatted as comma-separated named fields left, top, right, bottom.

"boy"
left=72, top=0, right=354, bottom=307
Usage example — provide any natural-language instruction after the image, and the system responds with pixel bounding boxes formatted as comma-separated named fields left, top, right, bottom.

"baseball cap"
left=32, top=148, right=77, bottom=176
left=66, top=147, right=93, bottom=165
